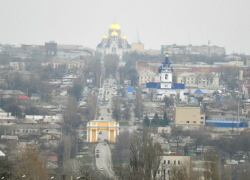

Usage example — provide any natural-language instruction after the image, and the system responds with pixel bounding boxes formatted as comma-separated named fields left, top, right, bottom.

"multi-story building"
left=156, top=153, right=190, bottom=180
left=138, top=69, right=159, bottom=85
left=161, top=44, right=225, bottom=56
left=177, top=72, right=220, bottom=89
left=174, top=106, right=205, bottom=129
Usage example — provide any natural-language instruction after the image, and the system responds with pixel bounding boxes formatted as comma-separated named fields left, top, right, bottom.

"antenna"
left=137, top=29, right=141, bottom=44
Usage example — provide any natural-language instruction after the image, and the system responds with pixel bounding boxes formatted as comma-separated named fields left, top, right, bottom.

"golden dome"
left=121, top=35, right=127, bottom=40
left=111, top=30, right=118, bottom=36
left=109, top=20, right=121, bottom=30
left=103, top=34, right=108, bottom=39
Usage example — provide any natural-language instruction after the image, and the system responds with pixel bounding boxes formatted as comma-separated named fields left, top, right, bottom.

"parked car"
left=99, top=167, right=103, bottom=171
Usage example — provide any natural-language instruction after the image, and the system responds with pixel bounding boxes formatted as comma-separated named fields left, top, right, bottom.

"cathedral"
left=96, top=20, right=131, bottom=59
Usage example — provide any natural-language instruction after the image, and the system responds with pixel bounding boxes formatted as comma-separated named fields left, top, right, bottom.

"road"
left=95, top=78, right=117, bottom=179
left=98, top=78, right=116, bottom=121
left=95, top=139, right=115, bottom=178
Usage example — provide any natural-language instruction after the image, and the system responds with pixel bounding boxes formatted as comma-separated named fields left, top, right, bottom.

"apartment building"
left=175, top=106, right=205, bottom=129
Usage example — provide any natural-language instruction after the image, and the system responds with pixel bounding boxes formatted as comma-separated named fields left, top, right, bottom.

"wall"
left=175, top=106, right=205, bottom=129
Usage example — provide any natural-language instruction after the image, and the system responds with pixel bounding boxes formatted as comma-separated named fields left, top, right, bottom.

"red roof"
left=40, top=151, right=58, bottom=157
left=17, top=95, right=30, bottom=100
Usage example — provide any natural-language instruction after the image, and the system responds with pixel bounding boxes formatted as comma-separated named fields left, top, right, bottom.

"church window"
left=165, top=74, right=168, bottom=79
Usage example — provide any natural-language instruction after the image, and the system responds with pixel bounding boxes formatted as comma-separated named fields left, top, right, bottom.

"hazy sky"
left=0, top=0, right=249, bottom=55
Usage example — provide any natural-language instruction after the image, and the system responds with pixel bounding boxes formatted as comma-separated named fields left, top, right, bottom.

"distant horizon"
left=0, top=0, right=249, bottom=55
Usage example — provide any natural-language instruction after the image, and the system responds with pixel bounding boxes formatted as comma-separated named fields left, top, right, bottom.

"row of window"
left=163, top=160, right=181, bottom=165
left=212, top=118, right=246, bottom=121
left=186, top=121, right=204, bottom=124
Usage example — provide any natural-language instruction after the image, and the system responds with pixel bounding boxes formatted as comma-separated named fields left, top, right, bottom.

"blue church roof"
left=172, top=83, right=185, bottom=89
left=127, top=85, right=133, bottom=92
left=194, top=88, right=203, bottom=94
left=146, top=82, right=160, bottom=89
left=158, top=56, right=173, bottom=73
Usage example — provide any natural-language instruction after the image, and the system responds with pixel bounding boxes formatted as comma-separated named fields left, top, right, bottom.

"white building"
left=177, top=72, right=220, bottom=89
left=146, top=53, right=188, bottom=102
left=156, top=154, right=190, bottom=180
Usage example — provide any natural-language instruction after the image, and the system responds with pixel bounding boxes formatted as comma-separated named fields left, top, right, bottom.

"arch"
left=86, top=120, right=119, bottom=143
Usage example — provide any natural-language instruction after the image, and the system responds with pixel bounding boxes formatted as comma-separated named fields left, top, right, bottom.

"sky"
left=0, top=0, right=250, bottom=55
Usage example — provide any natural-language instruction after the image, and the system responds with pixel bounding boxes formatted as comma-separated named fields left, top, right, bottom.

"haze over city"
left=1, top=1, right=250, bottom=180
left=0, top=0, right=249, bottom=54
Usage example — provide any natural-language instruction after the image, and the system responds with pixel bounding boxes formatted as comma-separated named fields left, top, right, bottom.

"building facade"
left=161, top=44, right=225, bottom=56
left=96, top=20, right=131, bottom=59
left=138, top=69, right=159, bottom=85
left=175, top=106, right=205, bottom=129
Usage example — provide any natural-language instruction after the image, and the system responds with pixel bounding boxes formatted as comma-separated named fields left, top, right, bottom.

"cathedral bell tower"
left=159, top=52, right=173, bottom=88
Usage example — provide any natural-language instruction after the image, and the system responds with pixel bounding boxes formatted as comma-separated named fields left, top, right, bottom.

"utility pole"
left=237, top=96, right=239, bottom=133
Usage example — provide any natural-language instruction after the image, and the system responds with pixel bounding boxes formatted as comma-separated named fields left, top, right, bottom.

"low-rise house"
left=156, top=153, right=190, bottom=180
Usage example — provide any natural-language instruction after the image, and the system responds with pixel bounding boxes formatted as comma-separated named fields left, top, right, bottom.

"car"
left=82, top=146, right=89, bottom=150
left=96, top=149, right=99, bottom=153
left=99, top=131, right=102, bottom=134
left=99, top=167, right=103, bottom=171
left=137, top=128, right=143, bottom=131
left=101, top=118, right=104, bottom=120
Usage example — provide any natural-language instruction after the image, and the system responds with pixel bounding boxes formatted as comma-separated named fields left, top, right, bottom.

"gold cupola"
left=121, top=35, right=127, bottom=40
left=111, top=30, right=118, bottom=36
left=102, top=34, right=108, bottom=39
left=109, top=20, right=121, bottom=30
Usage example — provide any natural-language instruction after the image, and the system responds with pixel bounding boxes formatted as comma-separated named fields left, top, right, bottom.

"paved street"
left=95, top=140, right=115, bottom=178
left=98, top=78, right=116, bottom=121
left=95, top=78, right=117, bottom=179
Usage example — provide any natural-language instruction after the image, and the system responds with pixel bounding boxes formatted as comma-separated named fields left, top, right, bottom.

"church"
left=146, top=52, right=188, bottom=102
left=96, top=20, right=131, bottom=59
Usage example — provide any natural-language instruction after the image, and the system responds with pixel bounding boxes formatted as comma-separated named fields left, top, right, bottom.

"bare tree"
left=15, top=145, right=49, bottom=180
left=129, top=130, right=163, bottom=180
left=122, top=100, right=131, bottom=122
left=204, top=149, right=220, bottom=180
left=171, top=126, right=184, bottom=153
left=169, top=160, right=190, bottom=180
left=134, top=86, right=143, bottom=120
left=112, top=97, right=122, bottom=121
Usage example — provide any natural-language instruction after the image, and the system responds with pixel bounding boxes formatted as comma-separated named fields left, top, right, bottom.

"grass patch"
left=119, top=122, right=129, bottom=126
left=82, top=134, right=87, bottom=140
left=80, top=154, right=92, bottom=164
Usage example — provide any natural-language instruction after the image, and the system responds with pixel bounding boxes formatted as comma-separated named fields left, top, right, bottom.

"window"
left=174, top=160, right=176, bottom=165
left=201, top=117, right=204, bottom=119
left=164, top=160, right=166, bottom=164
left=168, top=160, right=170, bottom=164
left=168, top=170, right=170, bottom=174
left=158, top=170, right=160, bottom=174
left=186, top=121, right=190, bottom=124
left=193, top=121, right=196, bottom=123
left=201, top=121, right=204, bottom=124
left=178, top=161, right=180, bottom=165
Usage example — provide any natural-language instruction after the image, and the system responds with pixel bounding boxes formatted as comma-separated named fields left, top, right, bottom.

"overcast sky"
left=0, top=0, right=249, bottom=55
